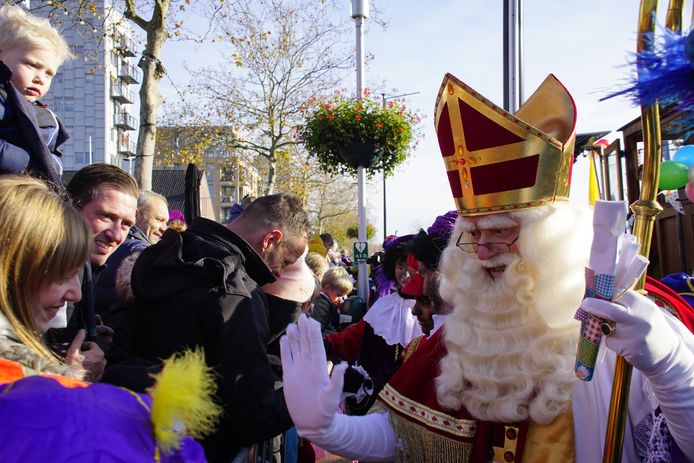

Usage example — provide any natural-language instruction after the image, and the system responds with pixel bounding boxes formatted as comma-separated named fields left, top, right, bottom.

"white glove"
left=581, top=290, right=694, bottom=459
left=580, top=290, right=678, bottom=375
left=280, top=314, right=346, bottom=439
left=280, top=315, right=398, bottom=461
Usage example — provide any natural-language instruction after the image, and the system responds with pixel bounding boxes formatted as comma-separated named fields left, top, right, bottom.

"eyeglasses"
left=455, top=231, right=519, bottom=253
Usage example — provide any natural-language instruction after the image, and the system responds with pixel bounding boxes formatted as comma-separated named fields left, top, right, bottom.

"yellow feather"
left=149, top=349, right=222, bottom=454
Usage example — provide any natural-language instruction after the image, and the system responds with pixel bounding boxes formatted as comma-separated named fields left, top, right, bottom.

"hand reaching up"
left=280, top=315, right=347, bottom=439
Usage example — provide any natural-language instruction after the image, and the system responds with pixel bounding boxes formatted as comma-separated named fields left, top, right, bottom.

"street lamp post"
left=380, top=92, right=420, bottom=240
left=352, top=0, right=369, bottom=302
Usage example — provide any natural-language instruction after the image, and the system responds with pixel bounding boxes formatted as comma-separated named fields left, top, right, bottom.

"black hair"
left=382, top=240, right=410, bottom=281
left=409, top=230, right=448, bottom=270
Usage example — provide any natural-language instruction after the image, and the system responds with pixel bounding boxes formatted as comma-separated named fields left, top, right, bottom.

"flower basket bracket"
left=338, top=141, right=384, bottom=169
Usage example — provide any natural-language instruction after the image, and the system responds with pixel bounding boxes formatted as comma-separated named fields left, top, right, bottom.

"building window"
left=74, top=152, right=89, bottom=166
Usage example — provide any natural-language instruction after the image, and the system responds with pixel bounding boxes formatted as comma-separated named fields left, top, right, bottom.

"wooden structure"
left=590, top=108, right=694, bottom=278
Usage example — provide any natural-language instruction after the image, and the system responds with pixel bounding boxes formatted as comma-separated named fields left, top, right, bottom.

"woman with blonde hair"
left=0, top=175, right=94, bottom=379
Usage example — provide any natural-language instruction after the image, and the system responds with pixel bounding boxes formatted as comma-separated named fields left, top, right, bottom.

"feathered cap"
left=434, top=73, right=577, bottom=216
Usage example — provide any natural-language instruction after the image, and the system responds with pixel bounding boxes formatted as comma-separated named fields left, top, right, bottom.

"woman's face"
left=31, top=270, right=82, bottom=334
left=394, top=259, right=412, bottom=288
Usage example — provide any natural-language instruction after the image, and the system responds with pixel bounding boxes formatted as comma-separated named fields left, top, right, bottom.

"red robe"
left=378, top=277, right=694, bottom=463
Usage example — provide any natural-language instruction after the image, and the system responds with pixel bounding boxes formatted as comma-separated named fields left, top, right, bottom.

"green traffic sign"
left=353, top=241, right=369, bottom=263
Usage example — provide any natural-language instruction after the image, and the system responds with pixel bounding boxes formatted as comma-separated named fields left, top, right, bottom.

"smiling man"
left=67, top=164, right=138, bottom=268
left=93, top=190, right=168, bottom=315
left=43, top=164, right=137, bottom=377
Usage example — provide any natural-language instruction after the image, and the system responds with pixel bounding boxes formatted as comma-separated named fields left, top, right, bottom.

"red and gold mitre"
left=434, top=73, right=577, bottom=216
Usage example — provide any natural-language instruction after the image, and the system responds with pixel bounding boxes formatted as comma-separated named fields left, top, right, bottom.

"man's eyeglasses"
left=455, top=232, right=519, bottom=253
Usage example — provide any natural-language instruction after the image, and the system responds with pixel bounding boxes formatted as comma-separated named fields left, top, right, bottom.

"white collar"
left=363, top=292, right=422, bottom=346
left=429, top=314, right=446, bottom=338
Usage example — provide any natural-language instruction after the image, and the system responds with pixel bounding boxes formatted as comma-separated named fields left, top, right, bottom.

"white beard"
left=435, top=205, right=592, bottom=425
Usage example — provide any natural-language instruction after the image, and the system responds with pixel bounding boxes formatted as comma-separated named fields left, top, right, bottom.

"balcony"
left=110, top=83, right=134, bottom=104
left=114, top=111, right=137, bottom=131
left=113, top=34, right=137, bottom=57
left=220, top=195, right=235, bottom=204
left=118, top=62, right=141, bottom=84
left=118, top=137, right=137, bottom=156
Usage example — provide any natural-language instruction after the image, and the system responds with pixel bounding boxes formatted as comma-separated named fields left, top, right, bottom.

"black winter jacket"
left=130, top=218, right=292, bottom=463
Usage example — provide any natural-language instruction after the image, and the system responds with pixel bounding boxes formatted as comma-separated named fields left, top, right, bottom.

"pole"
left=503, top=0, right=523, bottom=112
left=602, top=0, right=682, bottom=460
left=352, top=0, right=369, bottom=303
left=382, top=94, right=387, bottom=241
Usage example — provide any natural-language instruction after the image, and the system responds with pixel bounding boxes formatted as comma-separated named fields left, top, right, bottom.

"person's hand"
left=280, top=315, right=347, bottom=438
left=65, top=329, right=106, bottom=382
left=94, top=314, right=114, bottom=353
left=580, top=290, right=679, bottom=376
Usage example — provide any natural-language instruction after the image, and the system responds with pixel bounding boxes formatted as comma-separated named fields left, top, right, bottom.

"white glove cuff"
left=300, top=411, right=397, bottom=462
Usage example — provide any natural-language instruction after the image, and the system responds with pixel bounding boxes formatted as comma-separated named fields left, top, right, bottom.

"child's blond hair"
left=0, top=4, right=74, bottom=65
left=321, top=267, right=353, bottom=296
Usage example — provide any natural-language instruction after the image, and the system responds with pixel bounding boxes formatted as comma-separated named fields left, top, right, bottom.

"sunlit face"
left=394, top=258, right=411, bottom=288
left=419, top=263, right=448, bottom=315
left=463, top=214, right=520, bottom=280
left=31, top=269, right=82, bottom=334
left=0, top=46, right=60, bottom=102
left=411, top=295, right=435, bottom=335
left=138, top=198, right=169, bottom=244
left=79, top=185, right=137, bottom=267
left=264, top=235, right=308, bottom=278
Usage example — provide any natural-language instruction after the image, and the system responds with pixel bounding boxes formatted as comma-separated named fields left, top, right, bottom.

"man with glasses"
left=279, top=74, right=694, bottom=462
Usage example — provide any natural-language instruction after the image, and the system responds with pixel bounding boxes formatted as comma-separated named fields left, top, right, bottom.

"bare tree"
left=190, top=0, right=353, bottom=194
left=121, top=0, right=172, bottom=190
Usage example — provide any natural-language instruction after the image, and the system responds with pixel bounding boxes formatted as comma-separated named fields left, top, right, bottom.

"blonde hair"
left=0, top=4, right=74, bottom=65
left=0, top=176, right=89, bottom=360
left=305, top=251, right=329, bottom=280
left=321, top=267, right=353, bottom=296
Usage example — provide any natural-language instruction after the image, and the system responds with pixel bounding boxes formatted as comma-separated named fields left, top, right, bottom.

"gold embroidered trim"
left=389, top=411, right=474, bottom=463
left=380, top=383, right=477, bottom=438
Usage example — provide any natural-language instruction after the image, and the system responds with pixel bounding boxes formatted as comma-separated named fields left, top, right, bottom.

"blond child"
left=310, top=266, right=354, bottom=334
left=0, top=4, right=73, bottom=184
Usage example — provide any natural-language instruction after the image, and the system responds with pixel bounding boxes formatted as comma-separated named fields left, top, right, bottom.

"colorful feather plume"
left=149, top=349, right=222, bottom=454
left=602, top=29, right=694, bottom=136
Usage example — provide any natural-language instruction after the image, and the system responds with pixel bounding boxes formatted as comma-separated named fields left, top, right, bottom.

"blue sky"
left=159, top=0, right=691, bottom=240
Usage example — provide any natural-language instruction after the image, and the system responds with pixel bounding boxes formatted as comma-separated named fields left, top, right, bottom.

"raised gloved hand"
left=580, top=290, right=678, bottom=375
left=280, top=315, right=347, bottom=440
left=581, top=289, right=694, bottom=459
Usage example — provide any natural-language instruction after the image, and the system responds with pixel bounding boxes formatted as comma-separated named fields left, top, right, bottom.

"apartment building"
left=31, top=0, right=141, bottom=171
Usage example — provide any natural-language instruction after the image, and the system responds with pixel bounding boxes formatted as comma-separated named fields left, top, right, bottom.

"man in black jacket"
left=130, top=193, right=311, bottom=463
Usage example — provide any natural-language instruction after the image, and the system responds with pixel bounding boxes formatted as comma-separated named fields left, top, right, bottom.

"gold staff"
left=602, top=0, right=684, bottom=461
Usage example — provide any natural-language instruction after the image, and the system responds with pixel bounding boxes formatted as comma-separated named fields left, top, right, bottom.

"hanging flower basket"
left=298, top=90, right=421, bottom=176
left=338, top=140, right=384, bottom=169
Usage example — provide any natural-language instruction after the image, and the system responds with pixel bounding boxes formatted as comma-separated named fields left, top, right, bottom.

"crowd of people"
left=2, top=4, right=694, bottom=463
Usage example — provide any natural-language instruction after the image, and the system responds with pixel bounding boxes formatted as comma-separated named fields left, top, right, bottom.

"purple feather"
left=427, top=210, right=458, bottom=239
left=372, top=263, right=395, bottom=297
left=603, top=29, right=694, bottom=112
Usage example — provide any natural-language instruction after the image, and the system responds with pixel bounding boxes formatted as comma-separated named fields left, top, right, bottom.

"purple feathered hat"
left=427, top=210, right=458, bottom=239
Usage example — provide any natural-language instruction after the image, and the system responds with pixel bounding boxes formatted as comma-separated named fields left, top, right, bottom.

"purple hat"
left=426, top=211, right=458, bottom=239
left=660, top=273, right=694, bottom=308
left=0, top=376, right=206, bottom=462
left=169, top=209, right=186, bottom=223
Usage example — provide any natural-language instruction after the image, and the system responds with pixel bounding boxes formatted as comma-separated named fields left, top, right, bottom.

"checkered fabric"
left=582, top=315, right=604, bottom=344
left=594, top=273, right=615, bottom=299
left=574, top=267, right=616, bottom=382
